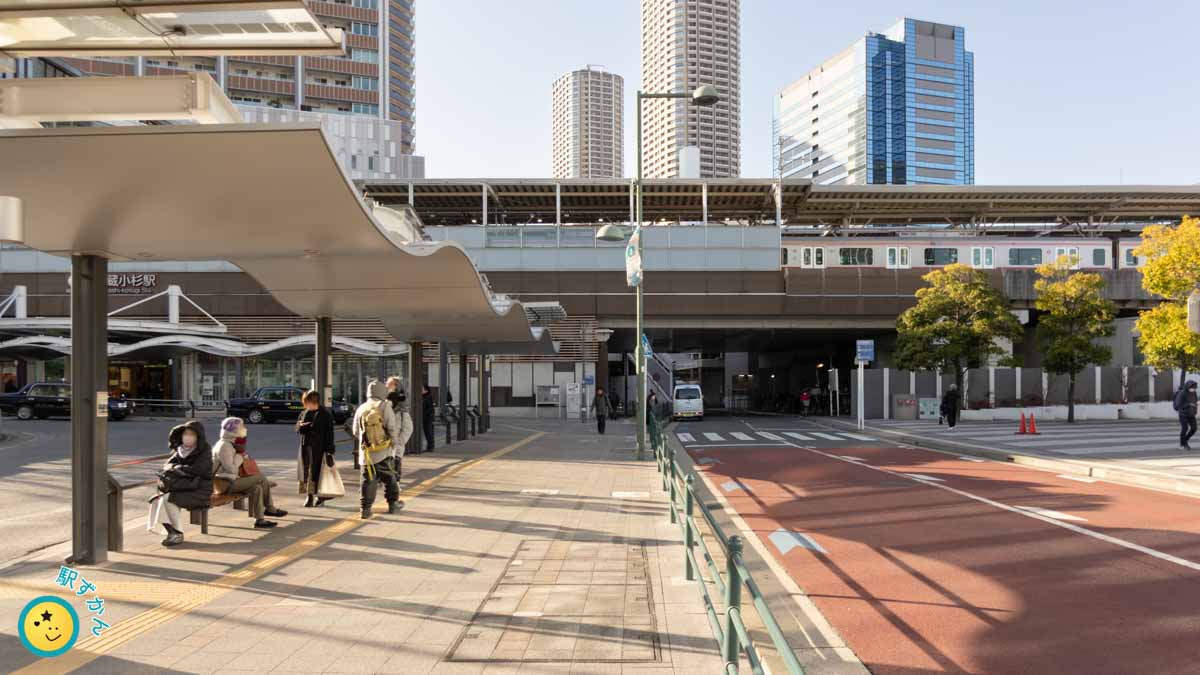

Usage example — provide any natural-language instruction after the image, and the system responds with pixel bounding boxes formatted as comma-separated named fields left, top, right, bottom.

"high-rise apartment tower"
left=774, top=18, right=974, bottom=185
left=552, top=66, right=624, bottom=178
left=640, top=0, right=741, bottom=178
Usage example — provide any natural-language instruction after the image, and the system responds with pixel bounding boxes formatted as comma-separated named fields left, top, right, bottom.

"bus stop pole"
left=457, top=351, right=468, bottom=441
left=438, top=341, right=449, bottom=422
left=478, top=354, right=489, bottom=433
left=71, top=254, right=109, bottom=565
left=857, top=360, right=865, bottom=430
left=407, top=342, right=424, bottom=456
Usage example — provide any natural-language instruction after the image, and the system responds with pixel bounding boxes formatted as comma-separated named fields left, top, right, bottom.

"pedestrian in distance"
left=353, top=380, right=411, bottom=519
left=296, top=389, right=336, bottom=507
left=212, top=416, right=287, bottom=528
left=800, top=389, right=812, bottom=416
left=592, top=386, right=611, bottom=435
left=421, top=384, right=436, bottom=453
left=1174, top=380, right=1198, bottom=451
left=941, top=384, right=961, bottom=430
left=385, top=376, right=415, bottom=480
left=148, top=420, right=212, bottom=547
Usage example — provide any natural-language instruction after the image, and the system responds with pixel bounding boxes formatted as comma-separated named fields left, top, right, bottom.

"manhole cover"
left=447, top=539, right=662, bottom=663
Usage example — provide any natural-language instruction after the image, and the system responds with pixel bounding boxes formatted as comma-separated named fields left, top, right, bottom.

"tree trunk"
left=955, top=363, right=965, bottom=411
left=1067, top=373, right=1076, bottom=423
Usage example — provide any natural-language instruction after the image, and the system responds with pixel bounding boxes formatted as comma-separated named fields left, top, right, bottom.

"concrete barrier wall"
left=850, top=365, right=1174, bottom=419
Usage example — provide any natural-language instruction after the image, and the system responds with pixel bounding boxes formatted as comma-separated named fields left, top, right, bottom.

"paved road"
left=0, top=417, right=352, bottom=566
left=676, top=414, right=1200, bottom=675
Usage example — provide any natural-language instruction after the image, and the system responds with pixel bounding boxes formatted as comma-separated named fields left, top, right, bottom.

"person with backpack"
left=352, top=380, right=410, bottom=519
left=591, top=386, right=611, bottom=435
left=1174, top=380, right=1198, bottom=451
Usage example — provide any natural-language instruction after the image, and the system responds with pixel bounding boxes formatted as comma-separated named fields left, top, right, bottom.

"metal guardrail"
left=647, top=414, right=806, bottom=675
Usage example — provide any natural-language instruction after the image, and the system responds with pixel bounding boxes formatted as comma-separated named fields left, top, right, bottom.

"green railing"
left=647, top=413, right=807, bottom=675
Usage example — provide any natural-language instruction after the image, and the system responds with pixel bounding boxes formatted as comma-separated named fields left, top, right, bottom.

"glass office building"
left=773, top=18, right=974, bottom=185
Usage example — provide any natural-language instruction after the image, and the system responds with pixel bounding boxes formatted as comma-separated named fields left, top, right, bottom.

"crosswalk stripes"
left=677, top=433, right=695, bottom=442
left=703, top=432, right=724, bottom=441
left=840, top=432, right=876, bottom=441
left=674, top=428, right=883, bottom=446
left=757, top=432, right=784, bottom=440
left=810, top=432, right=842, bottom=441
left=784, top=432, right=812, bottom=441
left=731, top=432, right=754, bottom=441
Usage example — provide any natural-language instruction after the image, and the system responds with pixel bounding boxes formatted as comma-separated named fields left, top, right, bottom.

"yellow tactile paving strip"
left=9, top=431, right=545, bottom=675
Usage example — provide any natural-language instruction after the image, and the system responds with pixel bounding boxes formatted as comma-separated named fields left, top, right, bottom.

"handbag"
left=317, top=460, right=345, bottom=499
left=239, top=454, right=261, bottom=477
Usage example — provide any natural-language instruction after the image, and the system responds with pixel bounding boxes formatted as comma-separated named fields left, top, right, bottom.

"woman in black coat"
left=296, top=389, right=337, bottom=507
left=148, top=420, right=213, bottom=547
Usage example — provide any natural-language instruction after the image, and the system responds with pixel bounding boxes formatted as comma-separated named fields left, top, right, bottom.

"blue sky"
left=416, top=1, right=1199, bottom=184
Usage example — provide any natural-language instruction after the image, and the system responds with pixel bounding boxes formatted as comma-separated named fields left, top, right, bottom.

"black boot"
left=253, top=519, right=277, bottom=529
left=304, top=495, right=316, bottom=508
left=388, top=500, right=404, bottom=514
left=361, top=508, right=372, bottom=520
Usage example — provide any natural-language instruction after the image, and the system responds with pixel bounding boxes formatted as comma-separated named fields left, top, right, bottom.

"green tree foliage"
left=896, top=264, right=1023, bottom=400
left=1034, top=259, right=1115, bottom=422
left=1134, top=303, right=1200, bottom=378
left=1133, top=216, right=1200, bottom=376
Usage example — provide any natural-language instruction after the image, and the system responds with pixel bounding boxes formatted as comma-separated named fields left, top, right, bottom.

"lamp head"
left=595, top=223, right=628, bottom=242
left=692, top=85, right=720, bottom=106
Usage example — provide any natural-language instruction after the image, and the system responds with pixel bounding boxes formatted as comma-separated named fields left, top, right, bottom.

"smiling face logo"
left=18, top=596, right=79, bottom=658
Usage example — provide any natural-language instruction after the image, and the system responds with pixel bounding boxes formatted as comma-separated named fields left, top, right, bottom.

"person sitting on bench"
left=148, top=420, right=213, bottom=547
left=212, top=416, right=287, bottom=529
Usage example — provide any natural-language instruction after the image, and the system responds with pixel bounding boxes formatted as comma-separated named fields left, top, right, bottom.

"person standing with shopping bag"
left=296, top=389, right=340, bottom=507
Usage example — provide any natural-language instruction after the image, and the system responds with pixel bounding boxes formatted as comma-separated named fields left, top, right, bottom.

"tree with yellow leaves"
left=1034, top=258, right=1115, bottom=422
left=1134, top=216, right=1200, bottom=379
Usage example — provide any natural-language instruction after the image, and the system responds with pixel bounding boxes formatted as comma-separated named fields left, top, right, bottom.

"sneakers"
left=388, top=500, right=404, bottom=514
left=265, top=508, right=288, bottom=518
left=361, top=508, right=372, bottom=520
left=253, top=519, right=277, bottom=529
left=161, top=532, right=184, bottom=547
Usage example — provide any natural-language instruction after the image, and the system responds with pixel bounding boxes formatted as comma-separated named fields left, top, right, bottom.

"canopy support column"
left=316, top=317, right=332, bottom=406
left=478, top=354, right=489, bottom=433
left=439, top=341, right=449, bottom=430
left=407, top=342, right=424, bottom=456
left=457, top=351, right=468, bottom=441
left=70, top=254, right=108, bottom=565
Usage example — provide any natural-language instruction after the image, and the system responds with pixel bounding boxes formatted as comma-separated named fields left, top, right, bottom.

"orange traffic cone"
left=1016, top=412, right=1027, bottom=435
left=1028, top=414, right=1039, bottom=435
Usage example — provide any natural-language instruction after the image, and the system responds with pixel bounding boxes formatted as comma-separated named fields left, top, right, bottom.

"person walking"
left=352, top=380, right=410, bottom=519
left=148, top=420, right=213, bottom=547
left=1175, top=380, right=1198, bottom=451
left=296, top=389, right=336, bottom=507
left=385, top=376, right=415, bottom=481
left=420, top=384, right=435, bottom=453
left=941, top=384, right=961, bottom=430
left=212, top=417, right=287, bottom=528
left=591, top=386, right=611, bottom=435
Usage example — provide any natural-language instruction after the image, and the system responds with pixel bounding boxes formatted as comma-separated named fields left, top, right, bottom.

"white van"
left=672, top=383, right=704, bottom=421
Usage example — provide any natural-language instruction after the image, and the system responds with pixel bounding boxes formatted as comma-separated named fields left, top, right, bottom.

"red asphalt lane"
left=693, top=441, right=1200, bottom=675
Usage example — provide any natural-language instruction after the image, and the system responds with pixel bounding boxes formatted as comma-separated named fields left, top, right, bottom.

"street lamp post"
left=597, top=84, right=719, bottom=459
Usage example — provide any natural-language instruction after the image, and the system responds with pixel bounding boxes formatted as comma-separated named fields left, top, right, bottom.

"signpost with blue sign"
left=854, top=339, right=874, bottom=430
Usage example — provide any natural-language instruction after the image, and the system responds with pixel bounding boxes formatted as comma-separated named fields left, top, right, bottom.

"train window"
left=971, top=247, right=994, bottom=268
left=924, top=247, right=958, bottom=266
left=886, top=246, right=910, bottom=268
left=797, top=246, right=825, bottom=269
left=839, top=248, right=874, bottom=266
left=1008, top=248, right=1042, bottom=266
left=814, top=247, right=824, bottom=267
left=1054, top=247, right=1080, bottom=268
left=1092, top=249, right=1106, bottom=266
left=1125, top=249, right=1139, bottom=267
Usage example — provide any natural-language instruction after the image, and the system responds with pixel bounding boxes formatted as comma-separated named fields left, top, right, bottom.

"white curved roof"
left=0, top=123, right=554, bottom=354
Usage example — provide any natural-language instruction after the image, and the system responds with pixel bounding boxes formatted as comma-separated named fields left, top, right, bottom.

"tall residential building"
left=552, top=66, right=624, bottom=179
left=774, top=18, right=974, bottom=185
left=640, top=0, right=741, bottom=178
left=11, top=0, right=421, bottom=179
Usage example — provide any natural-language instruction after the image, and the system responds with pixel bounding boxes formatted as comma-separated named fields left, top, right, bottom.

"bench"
left=188, top=481, right=277, bottom=535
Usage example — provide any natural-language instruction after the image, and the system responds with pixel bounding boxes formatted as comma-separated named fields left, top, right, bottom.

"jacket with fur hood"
left=352, top=380, right=413, bottom=465
left=163, top=420, right=214, bottom=509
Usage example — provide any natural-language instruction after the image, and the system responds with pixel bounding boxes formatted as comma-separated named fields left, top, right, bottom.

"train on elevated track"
left=781, top=236, right=1145, bottom=271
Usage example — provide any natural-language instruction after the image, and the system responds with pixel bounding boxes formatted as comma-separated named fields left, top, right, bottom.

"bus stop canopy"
left=0, top=122, right=554, bottom=354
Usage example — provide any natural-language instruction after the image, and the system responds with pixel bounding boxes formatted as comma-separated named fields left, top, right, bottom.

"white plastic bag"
left=317, top=461, right=345, bottom=499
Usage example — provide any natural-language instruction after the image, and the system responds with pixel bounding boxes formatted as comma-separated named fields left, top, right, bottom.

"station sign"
left=855, top=339, right=875, bottom=363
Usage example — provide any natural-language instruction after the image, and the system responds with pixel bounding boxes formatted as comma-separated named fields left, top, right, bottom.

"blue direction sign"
left=583, top=375, right=595, bottom=385
left=855, top=339, right=875, bottom=363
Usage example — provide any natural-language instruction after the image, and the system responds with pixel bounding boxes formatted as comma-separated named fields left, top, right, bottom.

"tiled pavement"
left=0, top=419, right=736, bottom=674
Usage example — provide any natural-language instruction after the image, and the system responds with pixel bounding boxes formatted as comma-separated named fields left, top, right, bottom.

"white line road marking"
left=1015, top=506, right=1088, bottom=522
left=722, top=480, right=750, bottom=493
left=959, top=456, right=987, bottom=463
left=839, top=456, right=866, bottom=462
left=757, top=432, right=784, bottom=440
left=810, top=432, right=843, bottom=441
left=902, top=473, right=945, bottom=482
left=611, top=491, right=649, bottom=499
left=769, top=528, right=827, bottom=555
left=520, top=489, right=559, bottom=495
left=840, top=432, right=876, bottom=441
left=696, top=457, right=723, bottom=465
left=784, top=432, right=813, bottom=441
left=1058, top=474, right=1098, bottom=483
left=703, top=432, right=724, bottom=441
left=687, top=443, right=789, bottom=448
left=677, top=433, right=695, bottom=442
left=731, top=432, right=754, bottom=441
left=786, top=440, right=1200, bottom=573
